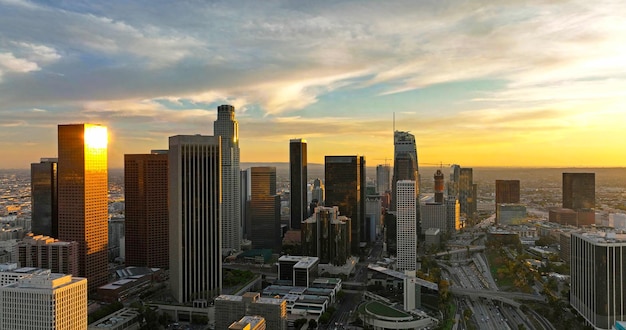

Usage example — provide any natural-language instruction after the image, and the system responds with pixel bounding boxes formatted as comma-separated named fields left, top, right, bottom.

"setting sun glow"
left=84, top=125, right=108, bottom=149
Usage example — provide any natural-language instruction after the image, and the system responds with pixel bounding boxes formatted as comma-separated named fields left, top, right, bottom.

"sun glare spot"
left=84, top=125, right=108, bottom=149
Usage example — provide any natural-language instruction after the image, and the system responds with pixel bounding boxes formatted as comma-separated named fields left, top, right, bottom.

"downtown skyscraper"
left=57, top=124, right=109, bottom=292
left=396, top=180, right=417, bottom=272
left=124, top=151, right=169, bottom=269
left=214, top=105, right=241, bottom=253
left=325, top=155, right=365, bottom=254
left=30, top=158, right=58, bottom=238
left=391, top=131, right=420, bottom=235
left=169, top=135, right=222, bottom=303
left=290, top=139, right=307, bottom=229
left=245, top=167, right=281, bottom=252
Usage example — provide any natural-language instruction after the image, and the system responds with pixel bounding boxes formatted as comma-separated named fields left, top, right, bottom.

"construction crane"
left=374, top=158, right=392, bottom=166
left=420, top=162, right=452, bottom=169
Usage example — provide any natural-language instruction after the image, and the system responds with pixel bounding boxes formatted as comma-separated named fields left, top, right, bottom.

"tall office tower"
left=0, top=271, right=87, bottom=330
left=290, top=139, right=308, bottom=229
left=421, top=203, right=447, bottom=235
left=241, top=170, right=250, bottom=240
left=359, top=156, right=367, bottom=242
left=246, top=167, right=281, bottom=251
left=563, top=173, right=595, bottom=210
left=325, top=155, right=363, bottom=254
left=570, top=232, right=626, bottom=329
left=301, top=206, right=350, bottom=266
left=169, top=135, right=222, bottom=303
left=391, top=131, right=418, bottom=212
left=57, top=124, right=108, bottom=292
left=214, top=105, right=241, bottom=253
left=396, top=180, right=417, bottom=272
left=495, top=180, right=520, bottom=224
left=312, top=178, right=325, bottom=205
left=459, top=168, right=477, bottom=220
left=365, top=195, right=382, bottom=242
left=14, top=233, right=79, bottom=275
left=434, top=169, right=445, bottom=204
left=124, top=151, right=169, bottom=269
left=215, top=292, right=287, bottom=330
left=30, top=158, right=58, bottom=238
left=445, top=196, right=461, bottom=234
left=376, top=164, right=391, bottom=195
left=448, top=164, right=460, bottom=197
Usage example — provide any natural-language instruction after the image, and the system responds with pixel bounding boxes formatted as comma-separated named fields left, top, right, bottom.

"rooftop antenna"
left=393, top=112, right=395, bottom=132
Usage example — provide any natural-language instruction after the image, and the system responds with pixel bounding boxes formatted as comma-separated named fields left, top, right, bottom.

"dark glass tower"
left=124, top=151, right=169, bottom=269
left=30, top=158, right=58, bottom=238
left=289, top=139, right=307, bottom=229
left=325, top=155, right=363, bottom=254
left=563, top=173, right=595, bottom=210
left=459, top=168, right=477, bottom=220
left=246, top=167, right=281, bottom=251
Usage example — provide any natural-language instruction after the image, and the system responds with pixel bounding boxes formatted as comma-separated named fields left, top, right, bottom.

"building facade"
left=289, top=139, right=308, bottom=230
left=570, top=232, right=626, bottom=330
left=396, top=180, right=417, bottom=272
left=459, top=168, right=477, bottom=220
left=376, top=164, right=391, bottom=195
left=169, top=135, right=222, bottom=303
left=391, top=131, right=419, bottom=214
left=57, top=124, right=109, bottom=292
left=421, top=203, right=447, bottom=235
left=30, top=158, right=58, bottom=238
left=246, top=167, right=281, bottom=251
left=325, top=155, right=364, bottom=254
left=445, top=196, right=461, bottom=234
left=215, top=292, right=287, bottom=330
left=124, top=151, right=169, bottom=269
left=214, top=105, right=242, bottom=253
left=14, top=233, right=79, bottom=275
left=563, top=173, right=595, bottom=210
left=301, top=206, right=350, bottom=266
left=0, top=271, right=87, bottom=330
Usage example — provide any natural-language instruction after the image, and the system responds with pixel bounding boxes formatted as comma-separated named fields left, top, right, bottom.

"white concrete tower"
left=396, top=180, right=417, bottom=272
left=169, top=135, right=222, bottom=303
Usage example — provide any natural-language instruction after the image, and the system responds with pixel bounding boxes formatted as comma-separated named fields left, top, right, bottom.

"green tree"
left=308, top=318, right=318, bottom=329
left=293, top=318, right=307, bottom=329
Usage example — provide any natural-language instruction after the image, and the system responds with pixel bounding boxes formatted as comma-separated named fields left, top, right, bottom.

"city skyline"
left=1, top=1, right=626, bottom=169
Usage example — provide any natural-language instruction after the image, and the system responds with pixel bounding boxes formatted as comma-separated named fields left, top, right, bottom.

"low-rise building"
left=215, top=292, right=287, bottom=330
left=0, top=270, right=87, bottom=330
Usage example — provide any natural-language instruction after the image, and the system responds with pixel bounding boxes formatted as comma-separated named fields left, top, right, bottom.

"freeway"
left=450, top=287, right=546, bottom=304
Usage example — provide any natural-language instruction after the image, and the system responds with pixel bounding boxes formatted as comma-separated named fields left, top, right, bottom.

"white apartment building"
left=396, top=180, right=417, bottom=272
left=0, top=270, right=87, bottom=330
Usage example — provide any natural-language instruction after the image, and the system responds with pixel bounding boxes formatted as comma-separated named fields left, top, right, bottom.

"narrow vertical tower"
left=30, top=158, right=58, bottom=238
left=290, top=139, right=307, bottom=229
left=169, top=135, right=222, bottom=303
left=57, top=124, right=108, bottom=292
left=396, top=180, right=417, bottom=272
left=214, top=105, right=241, bottom=253
left=434, top=169, right=444, bottom=204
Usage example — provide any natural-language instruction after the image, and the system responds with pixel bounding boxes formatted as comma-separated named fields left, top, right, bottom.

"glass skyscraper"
left=289, top=139, right=307, bottom=229
left=57, top=124, right=108, bottom=292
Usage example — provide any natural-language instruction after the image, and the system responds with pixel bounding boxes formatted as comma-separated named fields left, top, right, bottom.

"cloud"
left=0, top=52, right=40, bottom=76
